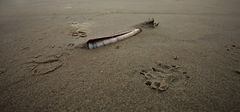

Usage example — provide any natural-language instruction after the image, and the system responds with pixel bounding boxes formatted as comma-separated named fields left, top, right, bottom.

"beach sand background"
left=0, top=0, right=240, bottom=111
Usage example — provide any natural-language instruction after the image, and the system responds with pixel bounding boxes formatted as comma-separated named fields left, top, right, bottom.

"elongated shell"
left=87, top=28, right=141, bottom=49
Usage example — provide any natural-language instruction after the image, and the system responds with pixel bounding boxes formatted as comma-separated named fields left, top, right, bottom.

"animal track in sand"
left=225, top=44, right=239, bottom=54
left=225, top=44, right=240, bottom=63
left=28, top=55, right=63, bottom=76
left=140, top=63, right=189, bottom=91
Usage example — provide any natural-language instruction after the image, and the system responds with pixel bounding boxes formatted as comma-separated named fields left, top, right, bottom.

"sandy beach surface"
left=0, top=0, right=240, bottom=112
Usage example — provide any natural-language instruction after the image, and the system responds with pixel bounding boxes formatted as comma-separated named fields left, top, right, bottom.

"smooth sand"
left=0, top=0, right=240, bottom=111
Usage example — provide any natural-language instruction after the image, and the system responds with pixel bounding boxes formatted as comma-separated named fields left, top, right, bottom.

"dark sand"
left=0, top=0, right=240, bottom=112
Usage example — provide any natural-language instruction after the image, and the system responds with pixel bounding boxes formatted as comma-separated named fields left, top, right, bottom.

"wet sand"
left=0, top=0, right=240, bottom=112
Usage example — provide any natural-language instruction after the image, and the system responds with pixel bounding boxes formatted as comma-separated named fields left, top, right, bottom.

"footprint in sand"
left=70, top=22, right=92, bottom=38
left=225, top=44, right=239, bottom=53
left=140, top=63, right=189, bottom=91
left=27, top=55, right=63, bottom=76
left=225, top=44, right=240, bottom=62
